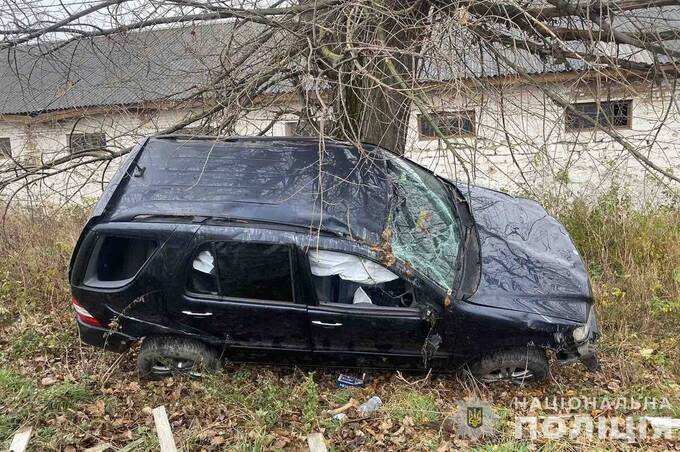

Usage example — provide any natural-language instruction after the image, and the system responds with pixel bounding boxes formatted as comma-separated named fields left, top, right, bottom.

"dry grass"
left=0, top=195, right=678, bottom=450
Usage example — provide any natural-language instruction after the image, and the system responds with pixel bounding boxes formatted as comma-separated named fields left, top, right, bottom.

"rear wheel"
left=137, top=336, right=219, bottom=380
left=468, top=346, right=549, bottom=386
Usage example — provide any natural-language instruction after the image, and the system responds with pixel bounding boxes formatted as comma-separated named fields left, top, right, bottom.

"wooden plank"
left=9, top=427, right=32, bottom=452
left=152, top=406, right=178, bottom=452
left=307, top=432, right=328, bottom=452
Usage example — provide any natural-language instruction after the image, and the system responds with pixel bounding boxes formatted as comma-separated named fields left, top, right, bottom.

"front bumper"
left=556, top=306, right=599, bottom=370
left=576, top=309, right=599, bottom=370
left=76, top=318, right=136, bottom=353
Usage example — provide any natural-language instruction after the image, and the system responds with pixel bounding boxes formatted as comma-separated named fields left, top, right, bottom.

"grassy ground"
left=0, top=195, right=678, bottom=451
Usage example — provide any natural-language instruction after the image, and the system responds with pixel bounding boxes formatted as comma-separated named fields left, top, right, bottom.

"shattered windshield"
left=387, top=157, right=461, bottom=291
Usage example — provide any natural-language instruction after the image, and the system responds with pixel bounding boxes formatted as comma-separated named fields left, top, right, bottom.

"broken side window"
left=308, top=250, right=415, bottom=308
left=84, top=235, right=157, bottom=286
left=188, top=242, right=295, bottom=302
left=214, top=242, right=294, bottom=302
left=188, top=245, right=218, bottom=295
left=386, top=157, right=461, bottom=291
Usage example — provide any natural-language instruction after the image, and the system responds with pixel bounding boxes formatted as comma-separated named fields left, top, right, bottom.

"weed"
left=303, top=372, right=319, bottom=430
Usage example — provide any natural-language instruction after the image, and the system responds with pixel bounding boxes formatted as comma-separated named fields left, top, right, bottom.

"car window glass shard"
left=308, top=249, right=398, bottom=285
left=188, top=246, right=218, bottom=295
left=386, top=157, right=461, bottom=291
left=192, top=250, right=214, bottom=274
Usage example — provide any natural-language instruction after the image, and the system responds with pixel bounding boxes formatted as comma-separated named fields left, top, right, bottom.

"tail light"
left=72, top=297, right=102, bottom=327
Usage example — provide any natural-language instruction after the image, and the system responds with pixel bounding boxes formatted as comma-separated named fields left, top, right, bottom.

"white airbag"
left=308, top=250, right=398, bottom=285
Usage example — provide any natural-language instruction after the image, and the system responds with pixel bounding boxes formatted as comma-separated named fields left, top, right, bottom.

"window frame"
left=303, top=248, right=420, bottom=313
left=68, top=132, right=107, bottom=154
left=0, top=137, right=11, bottom=159
left=417, top=110, right=476, bottom=140
left=185, top=240, right=298, bottom=306
left=564, top=100, right=633, bottom=132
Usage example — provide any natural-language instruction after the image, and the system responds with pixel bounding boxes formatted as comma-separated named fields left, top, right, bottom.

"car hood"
left=457, top=184, right=592, bottom=322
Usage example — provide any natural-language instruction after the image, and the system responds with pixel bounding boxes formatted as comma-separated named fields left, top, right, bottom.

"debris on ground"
left=336, top=373, right=366, bottom=388
left=357, top=396, right=383, bottom=417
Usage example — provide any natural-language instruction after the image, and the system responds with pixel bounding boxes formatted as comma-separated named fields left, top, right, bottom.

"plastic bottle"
left=357, top=396, right=383, bottom=416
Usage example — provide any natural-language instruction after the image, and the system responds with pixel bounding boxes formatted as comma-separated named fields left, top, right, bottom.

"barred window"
left=418, top=111, right=475, bottom=138
left=68, top=133, right=107, bottom=153
left=565, top=100, right=632, bottom=131
left=0, top=138, right=10, bottom=158
left=283, top=121, right=315, bottom=137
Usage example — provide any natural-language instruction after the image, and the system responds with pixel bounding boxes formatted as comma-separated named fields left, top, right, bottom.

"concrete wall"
left=1, top=79, right=678, bottom=206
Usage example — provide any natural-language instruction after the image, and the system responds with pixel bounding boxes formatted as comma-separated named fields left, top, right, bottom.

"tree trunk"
left=331, top=1, right=430, bottom=154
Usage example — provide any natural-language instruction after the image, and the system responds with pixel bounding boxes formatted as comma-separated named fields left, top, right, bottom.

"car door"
left=302, top=249, right=445, bottom=368
left=173, top=240, right=311, bottom=354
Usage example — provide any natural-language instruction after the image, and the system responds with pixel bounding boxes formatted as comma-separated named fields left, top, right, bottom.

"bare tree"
left=1, top=0, right=679, bottom=205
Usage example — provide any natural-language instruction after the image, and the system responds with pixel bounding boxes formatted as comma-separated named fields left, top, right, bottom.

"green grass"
left=204, top=370, right=292, bottom=428
left=384, top=389, right=439, bottom=425
left=0, top=368, right=93, bottom=443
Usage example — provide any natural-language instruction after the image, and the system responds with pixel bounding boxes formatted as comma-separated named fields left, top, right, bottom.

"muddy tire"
left=468, top=346, right=549, bottom=386
left=137, top=336, right=219, bottom=380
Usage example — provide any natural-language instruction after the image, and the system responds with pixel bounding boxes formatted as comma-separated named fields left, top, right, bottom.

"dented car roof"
left=99, top=136, right=393, bottom=242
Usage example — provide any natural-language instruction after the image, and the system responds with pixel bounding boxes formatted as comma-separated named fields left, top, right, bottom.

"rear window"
left=84, top=235, right=156, bottom=286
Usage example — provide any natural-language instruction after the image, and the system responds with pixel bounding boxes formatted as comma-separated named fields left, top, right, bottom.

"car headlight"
left=572, top=324, right=589, bottom=342
left=573, top=306, right=596, bottom=343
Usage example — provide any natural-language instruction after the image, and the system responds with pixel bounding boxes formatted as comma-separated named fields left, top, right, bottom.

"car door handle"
left=312, top=320, right=342, bottom=327
left=181, top=310, right=213, bottom=317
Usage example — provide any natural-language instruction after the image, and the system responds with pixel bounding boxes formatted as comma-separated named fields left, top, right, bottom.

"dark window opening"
left=418, top=111, right=475, bottom=138
left=188, top=242, right=294, bottom=302
left=565, top=100, right=632, bottom=131
left=311, top=275, right=416, bottom=309
left=0, top=138, right=11, bottom=158
left=69, top=132, right=107, bottom=153
left=87, top=236, right=156, bottom=284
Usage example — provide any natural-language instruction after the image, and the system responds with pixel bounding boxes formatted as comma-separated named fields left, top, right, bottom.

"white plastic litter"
left=353, top=287, right=373, bottom=304
left=192, top=250, right=214, bottom=274
left=308, top=250, right=398, bottom=285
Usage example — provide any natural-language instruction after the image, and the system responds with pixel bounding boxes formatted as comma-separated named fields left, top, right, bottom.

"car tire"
left=137, top=336, right=220, bottom=380
left=468, top=346, right=549, bottom=386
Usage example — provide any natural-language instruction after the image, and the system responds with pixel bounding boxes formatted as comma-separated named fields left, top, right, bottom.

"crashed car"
left=69, top=135, right=598, bottom=383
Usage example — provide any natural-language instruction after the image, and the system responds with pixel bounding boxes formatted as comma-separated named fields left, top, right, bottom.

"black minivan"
left=69, top=136, right=598, bottom=384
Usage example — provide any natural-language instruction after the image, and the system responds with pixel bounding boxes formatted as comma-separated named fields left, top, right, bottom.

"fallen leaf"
left=41, top=376, right=57, bottom=386
left=640, top=348, right=655, bottom=358
left=93, top=399, right=105, bottom=416
left=211, top=436, right=225, bottom=446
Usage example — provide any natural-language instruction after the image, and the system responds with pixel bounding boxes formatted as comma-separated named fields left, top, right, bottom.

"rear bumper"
left=76, top=318, right=136, bottom=353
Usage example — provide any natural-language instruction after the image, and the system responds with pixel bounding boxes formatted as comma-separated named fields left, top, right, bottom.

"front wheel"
left=468, top=346, right=549, bottom=386
left=137, top=336, right=220, bottom=380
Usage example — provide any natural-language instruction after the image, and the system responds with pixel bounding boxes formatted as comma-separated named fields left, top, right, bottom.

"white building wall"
left=1, top=80, right=678, bottom=206
left=404, top=82, right=680, bottom=204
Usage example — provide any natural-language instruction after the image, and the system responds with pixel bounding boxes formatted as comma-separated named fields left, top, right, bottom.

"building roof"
left=0, top=21, right=276, bottom=115
left=1, top=6, right=679, bottom=115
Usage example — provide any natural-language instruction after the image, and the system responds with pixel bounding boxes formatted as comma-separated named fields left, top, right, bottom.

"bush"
left=553, top=193, right=680, bottom=376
